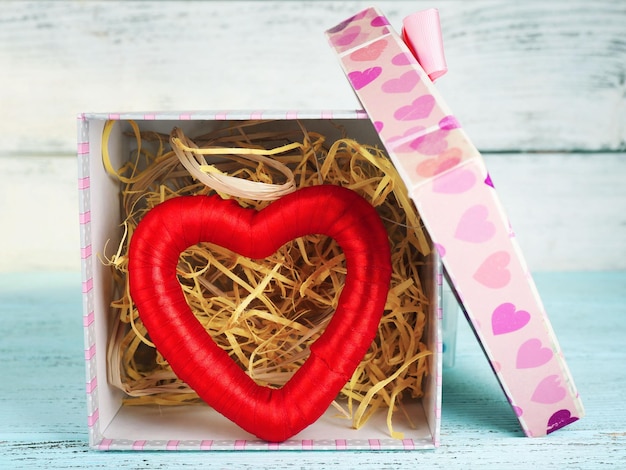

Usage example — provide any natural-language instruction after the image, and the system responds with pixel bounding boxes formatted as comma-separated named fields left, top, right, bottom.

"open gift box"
left=78, top=5, right=583, bottom=451
left=78, top=111, right=445, bottom=450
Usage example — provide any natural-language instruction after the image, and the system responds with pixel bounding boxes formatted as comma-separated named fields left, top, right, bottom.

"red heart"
left=128, top=185, right=392, bottom=442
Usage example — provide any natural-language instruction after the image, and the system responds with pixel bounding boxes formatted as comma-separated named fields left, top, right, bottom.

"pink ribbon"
left=402, top=9, right=448, bottom=81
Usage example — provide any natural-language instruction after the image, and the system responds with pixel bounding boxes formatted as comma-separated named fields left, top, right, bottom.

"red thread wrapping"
left=128, top=185, right=392, bottom=442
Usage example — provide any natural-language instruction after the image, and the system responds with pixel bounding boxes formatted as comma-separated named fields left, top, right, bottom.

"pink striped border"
left=81, top=245, right=92, bottom=259
left=77, top=142, right=89, bottom=155
left=84, top=343, right=96, bottom=361
left=86, top=376, right=98, bottom=394
left=368, top=439, right=381, bottom=450
left=132, top=440, right=147, bottom=450
left=79, top=211, right=91, bottom=224
left=82, top=277, right=93, bottom=294
left=78, top=176, right=90, bottom=190
left=83, top=311, right=94, bottom=327
left=97, top=438, right=113, bottom=450
left=88, top=408, right=99, bottom=427
left=335, top=439, right=347, bottom=450
left=166, top=440, right=180, bottom=450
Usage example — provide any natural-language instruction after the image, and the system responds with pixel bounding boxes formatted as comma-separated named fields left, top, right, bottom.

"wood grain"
left=0, top=0, right=624, bottom=156
left=2, top=152, right=623, bottom=271
left=1, top=272, right=624, bottom=468
left=0, top=1, right=624, bottom=270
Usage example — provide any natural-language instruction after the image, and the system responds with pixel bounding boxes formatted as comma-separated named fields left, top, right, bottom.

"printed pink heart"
left=516, top=338, right=553, bottom=368
left=373, top=121, right=384, bottom=132
left=455, top=204, right=496, bottom=243
left=348, top=67, right=382, bottom=90
left=473, top=251, right=511, bottom=289
left=393, top=94, right=435, bottom=121
left=416, top=148, right=462, bottom=177
left=371, top=15, right=390, bottom=27
left=391, top=52, right=416, bottom=66
left=350, top=39, right=388, bottom=61
left=439, top=115, right=461, bottom=130
left=327, top=18, right=351, bottom=34
left=434, top=243, right=446, bottom=257
left=531, top=375, right=567, bottom=404
left=331, top=25, right=361, bottom=47
left=381, top=70, right=421, bottom=93
left=432, top=165, right=477, bottom=193
left=407, top=129, right=446, bottom=155
left=491, top=302, right=530, bottom=335
left=547, top=409, right=579, bottom=434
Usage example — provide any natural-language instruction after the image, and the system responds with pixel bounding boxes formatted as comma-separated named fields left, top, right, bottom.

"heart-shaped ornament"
left=128, top=185, right=392, bottom=442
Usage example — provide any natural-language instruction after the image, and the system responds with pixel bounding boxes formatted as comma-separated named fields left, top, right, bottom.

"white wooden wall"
left=1, top=0, right=624, bottom=271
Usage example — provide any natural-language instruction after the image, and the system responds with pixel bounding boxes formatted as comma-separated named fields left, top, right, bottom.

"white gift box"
left=77, top=111, right=444, bottom=451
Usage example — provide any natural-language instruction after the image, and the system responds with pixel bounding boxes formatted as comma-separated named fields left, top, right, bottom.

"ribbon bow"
left=402, top=8, right=448, bottom=82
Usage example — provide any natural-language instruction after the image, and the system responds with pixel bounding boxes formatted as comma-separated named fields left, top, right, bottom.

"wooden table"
left=1, top=271, right=624, bottom=468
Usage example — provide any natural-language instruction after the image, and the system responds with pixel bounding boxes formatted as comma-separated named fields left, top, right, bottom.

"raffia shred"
left=101, top=119, right=432, bottom=439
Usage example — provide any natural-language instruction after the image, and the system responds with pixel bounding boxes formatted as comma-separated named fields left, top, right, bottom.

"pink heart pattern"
left=531, top=375, right=567, bottom=404
left=547, top=409, right=579, bottom=434
left=370, top=15, right=390, bottom=27
left=491, top=302, right=530, bottom=335
left=516, top=338, right=553, bottom=368
left=350, top=40, right=388, bottom=61
left=391, top=52, right=416, bottom=66
left=473, top=251, right=512, bottom=289
left=403, top=129, right=449, bottom=155
left=455, top=204, right=496, bottom=243
left=326, top=6, right=583, bottom=437
left=381, top=70, right=420, bottom=93
left=415, top=149, right=461, bottom=177
left=331, top=25, right=361, bottom=47
left=393, top=95, right=435, bottom=121
left=348, top=67, right=382, bottom=90
left=432, top=167, right=476, bottom=194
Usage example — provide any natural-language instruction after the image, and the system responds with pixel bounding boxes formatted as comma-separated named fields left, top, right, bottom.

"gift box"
left=78, top=5, right=582, bottom=450
left=325, top=7, right=583, bottom=437
left=77, top=111, right=445, bottom=450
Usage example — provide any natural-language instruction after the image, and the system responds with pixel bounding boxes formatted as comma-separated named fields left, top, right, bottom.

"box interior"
left=85, top=114, right=441, bottom=450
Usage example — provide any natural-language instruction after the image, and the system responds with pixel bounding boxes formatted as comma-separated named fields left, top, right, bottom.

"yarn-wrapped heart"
left=128, top=185, right=392, bottom=442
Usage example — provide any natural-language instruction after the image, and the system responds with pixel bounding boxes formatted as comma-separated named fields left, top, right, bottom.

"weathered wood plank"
left=0, top=0, right=624, bottom=156
left=0, top=272, right=624, bottom=468
left=1, top=151, right=624, bottom=271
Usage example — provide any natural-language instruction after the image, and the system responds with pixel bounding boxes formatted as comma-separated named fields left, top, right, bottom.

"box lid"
left=325, top=7, right=584, bottom=437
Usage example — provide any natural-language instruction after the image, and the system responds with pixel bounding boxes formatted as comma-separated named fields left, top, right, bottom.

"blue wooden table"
left=1, top=271, right=625, bottom=469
